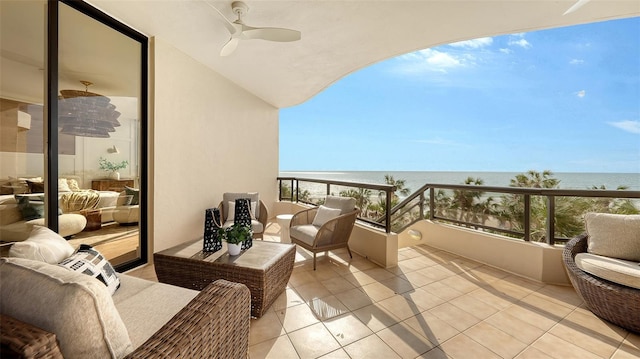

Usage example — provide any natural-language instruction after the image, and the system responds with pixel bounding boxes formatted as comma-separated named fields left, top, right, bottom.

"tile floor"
left=128, top=223, right=639, bottom=359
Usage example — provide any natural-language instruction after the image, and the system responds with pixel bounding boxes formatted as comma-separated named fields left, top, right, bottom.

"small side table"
left=276, top=214, right=293, bottom=243
left=80, top=209, right=102, bottom=231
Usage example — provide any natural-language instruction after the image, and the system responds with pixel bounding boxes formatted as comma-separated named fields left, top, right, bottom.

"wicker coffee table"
left=154, top=239, right=295, bottom=318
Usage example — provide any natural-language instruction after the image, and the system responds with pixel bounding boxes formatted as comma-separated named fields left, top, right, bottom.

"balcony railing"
left=277, top=176, right=640, bottom=245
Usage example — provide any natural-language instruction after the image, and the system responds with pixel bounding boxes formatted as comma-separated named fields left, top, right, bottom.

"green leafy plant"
left=218, top=223, right=252, bottom=244
left=99, top=157, right=128, bottom=172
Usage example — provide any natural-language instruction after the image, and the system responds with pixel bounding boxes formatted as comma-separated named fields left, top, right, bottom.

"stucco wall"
left=398, top=220, right=570, bottom=285
left=150, top=37, right=279, bottom=253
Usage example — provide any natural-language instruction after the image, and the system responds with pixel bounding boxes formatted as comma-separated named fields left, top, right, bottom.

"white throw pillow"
left=312, top=205, right=342, bottom=227
left=58, top=178, right=72, bottom=192
left=585, top=213, right=640, bottom=262
left=9, top=225, right=75, bottom=264
left=251, top=201, right=258, bottom=219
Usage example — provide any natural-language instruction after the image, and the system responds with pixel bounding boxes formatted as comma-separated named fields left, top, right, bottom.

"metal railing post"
left=524, top=194, right=530, bottom=241
left=419, top=192, right=425, bottom=219
left=546, top=195, right=555, bottom=245
left=429, top=187, right=435, bottom=220
left=385, top=189, right=392, bottom=233
left=294, top=179, right=298, bottom=203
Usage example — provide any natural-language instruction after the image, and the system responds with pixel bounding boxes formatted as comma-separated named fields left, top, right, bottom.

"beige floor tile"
left=271, top=288, right=306, bottom=312
left=465, top=264, right=510, bottom=283
left=403, top=311, right=460, bottom=346
left=276, top=303, right=320, bottom=333
left=309, top=295, right=350, bottom=321
left=402, top=287, right=446, bottom=311
left=416, top=346, right=451, bottom=359
left=439, top=333, right=501, bottom=359
left=500, top=274, right=544, bottom=292
left=361, top=267, right=398, bottom=282
left=343, top=270, right=380, bottom=287
left=289, top=270, right=320, bottom=288
left=288, top=323, right=341, bottom=359
left=488, top=278, right=537, bottom=301
left=311, top=266, right=346, bottom=282
left=415, top=266, right=456, bottom=283
left=466, top=287, right=515, bottom=311
left=321, top=276, right=356, bottom=294
left=533, top=284, right=584, bottom=309
left=353, top=303, right=401, bottom=332
left=380, top=276, right=416, bottom=294
left=377, top=322, right=435, bottom=358
left=249, top=335, right=300, bottom=359
left=501, top=304, right=562, bottom=332
left=360, top=281, right=398, bottom=302
left=448, top=292, right=500, bottom=320
left=484, top=311, right=545, bottom=344
left=343, top=334, right=401, bottom=359
left=295, top=280, right=332, bottom=302
left=438, top=275, right=485, bottom=294
left=428, top=302, right=481, bottom=332
left=516, top=293, right=575, bottom=325
left=323, top=313, right=374, bottom=346
left=250, top=310, right=286, bottom=345
left=396, top=257, right=434, bottom=273
left=334, top=287, right=373, bottom=311
left=317, top=348, right=351, bottom=359
left=549, top=311, right=627, bottom=358
left=421, top=281, right=464, bottom=302
left=612, top=341, right=640, bottom=359
left=399, top=270, right=438, bottom=287
left=377, top=295, right=423, bottom=321
left=514, top=346, right=554, bottom=359
left=464, top=321, right=528, bottom=359
left=531, top=333, right=602, bottom=359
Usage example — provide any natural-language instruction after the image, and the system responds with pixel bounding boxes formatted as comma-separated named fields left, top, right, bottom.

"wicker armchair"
left=218, top=192, right=269, bottom=239
left=563, top=234, right=640, bottom=333
left=290, top=197, right=360, bottom=270
left=0, top=280, right=251, bottom=358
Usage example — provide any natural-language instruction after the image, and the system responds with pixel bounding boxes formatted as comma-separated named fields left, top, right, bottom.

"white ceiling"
left=4, top=1, right=640, bottom=109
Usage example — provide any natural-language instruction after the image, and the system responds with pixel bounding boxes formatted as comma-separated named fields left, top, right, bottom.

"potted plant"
left=218, top=223, right=252, bottom=255
left=99, top=157, right=128, bottom=180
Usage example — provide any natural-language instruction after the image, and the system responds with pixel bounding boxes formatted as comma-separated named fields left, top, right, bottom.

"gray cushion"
left=0, top=257, right=133, bottom=358
left=223, top=192, right=260, bottom=219
left=585, top=213, right=640, bottom=262
left=312, top=205, right=341, bottom=227
left=290, top=224, right=319, bottom=246
left=324, top=195, right=356, bottom=215
left=114, top=275, right=199, bottom=349
left=575, top=253, right=640, bottom=290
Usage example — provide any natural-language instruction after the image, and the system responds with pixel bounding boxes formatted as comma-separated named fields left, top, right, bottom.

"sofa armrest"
left=125, top=279, right=250, bottom=359
left=0, top=313, right=64, bottom=359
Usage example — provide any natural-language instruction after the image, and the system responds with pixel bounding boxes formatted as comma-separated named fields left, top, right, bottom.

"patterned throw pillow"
left=124, top=186, right=139, bottom=205
left=58, top=245, right=120, bottom=295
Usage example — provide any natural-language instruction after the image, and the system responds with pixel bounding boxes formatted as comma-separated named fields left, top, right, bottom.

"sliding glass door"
left=0, top=0, right=147, bottom=269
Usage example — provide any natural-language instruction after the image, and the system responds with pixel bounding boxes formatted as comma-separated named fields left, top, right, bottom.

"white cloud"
left=607, top=120, right=640, bottom=134
left=570, top=59, right=584, bottom=65
left=449, top=37, right=493, bottom=49
left=397, top=48, right=469, bottom=73
left=508, top=34, right=532, bottom=49
left=499, top=48, right=512, bottom=54
left=576, top=90, right=586, bottom=98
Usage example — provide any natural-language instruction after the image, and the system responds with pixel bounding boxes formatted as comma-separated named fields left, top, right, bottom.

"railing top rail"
left=422, top=183, right=640, bottom=198
left=277, top=176, right=396, bottom=192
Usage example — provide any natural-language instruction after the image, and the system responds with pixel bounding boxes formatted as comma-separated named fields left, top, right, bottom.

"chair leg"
left=347, top=246, right=352, bottom=259
left=313, top=253, right=317, bottom=270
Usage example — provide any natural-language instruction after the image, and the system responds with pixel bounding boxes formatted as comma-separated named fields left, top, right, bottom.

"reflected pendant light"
left=58, top=80, right=121, bottom=138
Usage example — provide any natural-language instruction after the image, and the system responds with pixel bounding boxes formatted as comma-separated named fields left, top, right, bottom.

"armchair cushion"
left=312, top=205, right=341, bottom=227
left=324, top=195, right=357, bottom=215
left=0, top=257, right=133, bottom=358
left=8, top=225, right=74, bottom=264
left=290, top=224, right=319, bottom=246
left=585, top=213, right=640, bottom=262
left=575, top=252, right=640, bottom=290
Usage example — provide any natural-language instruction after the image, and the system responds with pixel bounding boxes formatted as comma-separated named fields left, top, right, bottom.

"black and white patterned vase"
left=203, top=207, right=222, bottom=252
left=235, top=198, right=253, bottom=250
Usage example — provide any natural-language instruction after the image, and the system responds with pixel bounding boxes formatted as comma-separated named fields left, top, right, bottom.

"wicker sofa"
left=563, top=233, right=640, bottom=333
left=0, top=257, right=251, bottom=358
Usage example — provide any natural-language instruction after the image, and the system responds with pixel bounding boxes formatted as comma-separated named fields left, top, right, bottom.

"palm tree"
left=382, top=174, right=411, bottom=203
left=340, top=188, right=372, bottom=216
left=451, top=177, right=485, bottom=223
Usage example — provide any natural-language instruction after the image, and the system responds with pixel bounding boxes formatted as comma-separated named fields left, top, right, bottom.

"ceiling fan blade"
left=203, top=0, right=237, bottom=34
left=563, top=0, right=590, bottom=15
left=242, top=27, right=301, bottom=42
left=220, top=38, right=240, bottom=56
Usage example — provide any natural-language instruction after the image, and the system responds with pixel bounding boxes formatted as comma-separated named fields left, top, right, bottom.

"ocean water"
left=279, top=171, right=640, bottom=192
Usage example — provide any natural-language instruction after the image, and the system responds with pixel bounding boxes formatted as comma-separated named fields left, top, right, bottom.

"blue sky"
left=280, top=17, right=640, bottom=173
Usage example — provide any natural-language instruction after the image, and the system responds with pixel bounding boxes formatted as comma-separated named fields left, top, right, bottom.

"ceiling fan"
left=211, top=1, right=301, bottom=57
